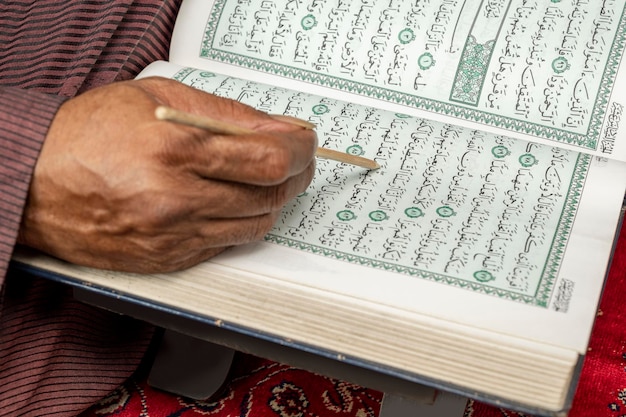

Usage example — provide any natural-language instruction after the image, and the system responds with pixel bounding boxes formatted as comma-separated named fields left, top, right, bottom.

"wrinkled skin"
left=18, top=77, right=317, bottom=273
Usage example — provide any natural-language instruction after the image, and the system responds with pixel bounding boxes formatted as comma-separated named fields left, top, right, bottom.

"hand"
left=17, top=77, right=317, bottom=273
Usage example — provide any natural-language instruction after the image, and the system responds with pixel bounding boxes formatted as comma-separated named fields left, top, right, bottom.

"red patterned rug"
left=80, top=223, right=626, bottom=417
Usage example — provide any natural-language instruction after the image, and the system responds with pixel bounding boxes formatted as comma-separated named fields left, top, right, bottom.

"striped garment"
left=0, top=1, right=181, bottom=415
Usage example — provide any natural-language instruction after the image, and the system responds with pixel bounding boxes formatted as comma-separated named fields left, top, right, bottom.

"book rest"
left=72, top=286, right=468, bottom=417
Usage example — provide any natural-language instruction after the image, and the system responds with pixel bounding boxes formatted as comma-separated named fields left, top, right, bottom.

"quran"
left=14, top=0, right=626, bottom=415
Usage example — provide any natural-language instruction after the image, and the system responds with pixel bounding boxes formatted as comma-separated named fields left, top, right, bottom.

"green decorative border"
left=200, top=1, right=626, bottom=151
left=172, top=66, right=195, bottom=81
left=264, top=154, right=590, bottom=307
left=450, top=36, right=496, bottom=106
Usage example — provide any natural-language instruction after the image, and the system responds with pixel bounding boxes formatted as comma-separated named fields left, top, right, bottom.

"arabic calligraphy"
left=174, top=67, right=588, bottom=306
left=203, top=0, right=625, bottom=150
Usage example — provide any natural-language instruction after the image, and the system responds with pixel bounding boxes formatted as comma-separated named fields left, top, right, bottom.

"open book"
left=14, top=1, right=626, bottom=415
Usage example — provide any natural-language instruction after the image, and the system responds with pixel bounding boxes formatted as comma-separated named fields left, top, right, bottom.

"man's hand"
left=17, top=77, right=317, bottom=273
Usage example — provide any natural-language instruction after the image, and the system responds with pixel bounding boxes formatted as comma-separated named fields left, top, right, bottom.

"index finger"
left=169, top=124, right=318, bottom=185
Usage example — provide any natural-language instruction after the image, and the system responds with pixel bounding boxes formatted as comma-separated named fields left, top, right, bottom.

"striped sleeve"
left=0, top=0, right=180, bottom=95
left=0, top=275, right=155, bottom=416
left=0, top=1, right=180, bottom=415
left=0, top=87, right=66, bottom=285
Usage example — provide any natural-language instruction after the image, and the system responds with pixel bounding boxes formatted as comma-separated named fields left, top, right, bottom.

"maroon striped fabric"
left=0, top=88, right=63, bottom=284
left=0, top=1, right=181, bottom=415
left=0, top=0, right=180, bottom=95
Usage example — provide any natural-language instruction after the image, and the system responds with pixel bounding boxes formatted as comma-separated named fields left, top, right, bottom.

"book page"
left=140, top=61, right=626, bottom=352
left=170, top=0, right=626, bottom=161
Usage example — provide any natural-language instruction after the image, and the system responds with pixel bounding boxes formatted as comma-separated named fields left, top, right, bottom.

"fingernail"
left=270, top=114, right=317, bottom=130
